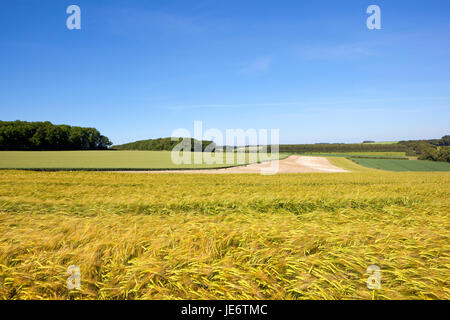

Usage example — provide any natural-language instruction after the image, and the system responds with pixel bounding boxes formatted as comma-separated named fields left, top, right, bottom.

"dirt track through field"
left=119, top=156, right=348, bottom=174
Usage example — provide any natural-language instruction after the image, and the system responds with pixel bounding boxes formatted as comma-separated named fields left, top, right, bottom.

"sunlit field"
left=351, top=158, right=450, bottom=172
left=0, top=151, right=288, bottom=170
left=0, top=170, right=449, bottom=299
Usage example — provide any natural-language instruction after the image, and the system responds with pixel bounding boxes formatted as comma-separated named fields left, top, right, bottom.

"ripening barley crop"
left=0, top=170, right=449, bottom=299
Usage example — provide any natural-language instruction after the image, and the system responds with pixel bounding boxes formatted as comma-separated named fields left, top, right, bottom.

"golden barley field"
left=0, top=170, right=449, bottom=300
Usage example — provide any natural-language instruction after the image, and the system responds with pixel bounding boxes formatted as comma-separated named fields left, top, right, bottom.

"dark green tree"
left=0, top=121, right=112, bottom=150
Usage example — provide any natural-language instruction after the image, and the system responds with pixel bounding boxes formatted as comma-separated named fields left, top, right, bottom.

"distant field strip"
left=1, top=151, right=447, bottom=172
left=365, top=141, right=399, bottom=145
left=0, top=151, right=288, bottom=170
left=299, top=152, right=407, bottom=158
left=0, top=171, right=449, bottom=299
left=326, top=157, right=378, bottom=172
left=352, top=158, right=450, bottom=172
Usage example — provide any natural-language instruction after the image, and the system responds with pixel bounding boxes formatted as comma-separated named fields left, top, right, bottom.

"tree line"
left=277, top=143, right=407, bottom=153
left=399, top=136, right=450, bottom=163
left=273, top=135, right=450, bottom=163
left=1, top=120, right=447, bottom=163
left=0, top=121, right=112, bottom=150
left=113, top=137, right=216, bottom=152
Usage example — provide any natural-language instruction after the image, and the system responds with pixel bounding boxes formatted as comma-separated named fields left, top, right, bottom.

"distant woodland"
left=1, top=120, right=448, bottom=163
left=400, top=136, right=450, bottom=163
left=276, top=136, right=450, bottom=162
left=0, top=121, right=112, bottom=150
left=113, top=137, right=216, bottom=152
left=278, top=143, right=406, bottom=153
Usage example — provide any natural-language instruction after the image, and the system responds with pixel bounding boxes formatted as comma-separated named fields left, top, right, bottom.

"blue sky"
left=1, top=0, right=449, bottom=145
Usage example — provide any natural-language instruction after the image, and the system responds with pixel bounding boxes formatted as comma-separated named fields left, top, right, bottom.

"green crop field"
left=326, top=157, right=379, bottom=172
left=0, top=170, right=449, bottom=300
left=352, top=158, right=450, bottom=172
left=0, top=151, right=287, bottom=170
left=1, top=151, right=447, bottom=172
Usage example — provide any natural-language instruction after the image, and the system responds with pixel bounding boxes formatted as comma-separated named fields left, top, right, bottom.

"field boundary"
left=347, top=156, right=408, bottom=160
left=0, top=166, right=241, bottom=172
left=0, top=154, right=291, bottom=172
left=348, top=157, right=450, bottom=172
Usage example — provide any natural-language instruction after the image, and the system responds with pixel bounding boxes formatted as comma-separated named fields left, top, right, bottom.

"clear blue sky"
left=1, top=0, right=449, bottom=145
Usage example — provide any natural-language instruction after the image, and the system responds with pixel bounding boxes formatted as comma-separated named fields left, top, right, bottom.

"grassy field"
left=352, top=158, right=450, bottom=172
left=0, top=170, right=449, bottom=300
left=326, top=157, right=379, bottom=172
left=1, top=151, right=448, bottom=173
left=0, top=151, right=287, bottom=170
left=325, top=155, right=450, bottom=172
